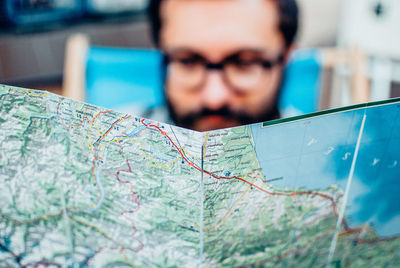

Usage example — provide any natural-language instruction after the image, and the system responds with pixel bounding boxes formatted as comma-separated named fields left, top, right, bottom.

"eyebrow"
left=165, top=47, right=274, bottom=60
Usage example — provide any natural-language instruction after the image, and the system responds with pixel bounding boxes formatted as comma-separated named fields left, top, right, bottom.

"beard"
left=165, top=68, right=285, bottom=131
left=167, top=99, right=280, bottom=131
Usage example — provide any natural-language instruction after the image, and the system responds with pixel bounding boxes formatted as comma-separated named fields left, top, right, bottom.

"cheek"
left=165, top=79, right=200, bottom=115
left=239, top=69, right=282, bottom=115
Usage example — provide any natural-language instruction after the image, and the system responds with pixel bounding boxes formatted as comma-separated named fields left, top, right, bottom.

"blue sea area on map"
left=251, top=102, right=400, bottom=237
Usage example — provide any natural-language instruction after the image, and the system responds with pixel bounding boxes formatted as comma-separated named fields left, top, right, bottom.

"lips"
left=194, top=115, right=241, bottom=131
left=203, top=115, right=225, bottom=125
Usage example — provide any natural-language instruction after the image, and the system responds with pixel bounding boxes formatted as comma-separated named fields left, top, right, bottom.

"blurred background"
left=0, top=0, right=399, bottom=115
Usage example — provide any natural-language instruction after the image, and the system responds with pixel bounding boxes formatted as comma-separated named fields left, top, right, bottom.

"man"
left=147, top=0, right=298, bottom=131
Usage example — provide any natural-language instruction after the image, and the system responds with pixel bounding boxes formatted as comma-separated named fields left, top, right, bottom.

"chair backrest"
left=85, top=47, right=164, bottom=110
left=63, top=34, right=369, bottom=117
left=63, top=33, right=165, bottom=113
left=279, top=49, right=323, bottom=117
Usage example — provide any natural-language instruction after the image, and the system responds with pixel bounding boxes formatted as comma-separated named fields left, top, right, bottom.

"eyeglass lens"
left=166, top=51, right=282, bottom=92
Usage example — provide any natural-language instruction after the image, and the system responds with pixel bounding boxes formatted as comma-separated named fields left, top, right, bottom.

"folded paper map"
left=0, top=84, right=399, bottom=267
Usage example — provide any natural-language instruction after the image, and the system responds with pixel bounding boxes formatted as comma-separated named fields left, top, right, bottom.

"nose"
left=199, top=71, right=232, bottom=110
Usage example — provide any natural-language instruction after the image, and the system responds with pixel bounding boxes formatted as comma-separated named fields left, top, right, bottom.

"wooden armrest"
left=62, top=33, right=90, bottom=101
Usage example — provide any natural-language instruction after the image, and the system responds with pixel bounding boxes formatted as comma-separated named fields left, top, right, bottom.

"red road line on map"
left=141, top=119, right=350, bottom=232
left=115, top=148, right=143, bottom=251
left=0, top=242, right=26, bottom=267
left=92, top=115, right=132, bottom=160
left=104, top=145, right=144, bottom=253
left=56, top=99, right=113, bottom=130
left=84, top=115, right=140, bottom=254
left=89, top=115, right=134, bottom=239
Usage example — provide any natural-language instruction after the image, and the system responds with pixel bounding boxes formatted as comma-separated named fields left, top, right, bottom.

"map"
left=0, top=84, right=399, bottom=267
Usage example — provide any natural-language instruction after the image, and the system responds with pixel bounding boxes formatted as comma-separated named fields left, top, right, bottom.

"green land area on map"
left=0, top=84, right=399, bottom=267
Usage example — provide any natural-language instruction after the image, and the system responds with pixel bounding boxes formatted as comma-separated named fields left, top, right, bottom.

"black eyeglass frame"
left=162, top=53, right=285, bottom=71
left=162, top=51, right=285, bottom=92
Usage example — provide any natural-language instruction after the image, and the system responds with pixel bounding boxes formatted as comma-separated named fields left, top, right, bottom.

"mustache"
left=167, top=98, right=281, bottom=130
left=173, top=107, right=257, bottom=129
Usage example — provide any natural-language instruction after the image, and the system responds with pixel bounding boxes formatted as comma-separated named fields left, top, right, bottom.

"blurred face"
left=160, top=0, right=289, bottom=131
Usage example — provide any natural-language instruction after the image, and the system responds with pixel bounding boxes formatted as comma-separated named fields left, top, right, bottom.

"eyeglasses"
left=163, top=51, right=284, bottom=93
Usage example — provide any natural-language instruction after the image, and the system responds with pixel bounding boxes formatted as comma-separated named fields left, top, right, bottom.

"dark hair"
left=147, top=0, right=299, bottom=49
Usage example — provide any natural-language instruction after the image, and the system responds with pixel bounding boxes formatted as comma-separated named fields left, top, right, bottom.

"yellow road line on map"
left=70, top=215, right=144, bottom=257
left=122, top=256, right=136, bottom=268
left=22, top=89, right=51, bottom=97
left=203, top=172, right=263, bottom=231
left=181, top=148, right=200, bottom=161
left=93, top=122, right=104, bottom=138
left=85, top=114, right=182, bottom=171
left=87, top=122, right=96, bottom=150
left=255, top=170, right=266, bottom=182
left=0, top=211, right=62, bottom=225
left=175, top=132, right=209, bottom=162
left=202, top=132, right=210, bottom=158
left=87, top=120, right=105, bottom=150
left=70, top=216, right=116, bottom=241
left=257, top=174, right=268, bottom=231
left=125, top=136, right=182, bottom=169
left=98, top=136, right=182, bottom=170
left=87, top=116, right=128, bottom=150
left=87, top=114, right=111, bottom=150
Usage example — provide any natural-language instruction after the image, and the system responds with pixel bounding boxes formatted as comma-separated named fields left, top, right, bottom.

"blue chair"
left=63, top=34, right=165, bottom=113
left=63, top=34, right=368, bottom=117
left=279, top=49, right=323, bottom=116
left=85, top=47, right=165, bottom=110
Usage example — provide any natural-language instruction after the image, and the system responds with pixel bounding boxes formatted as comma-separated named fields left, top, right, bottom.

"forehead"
left=160, top=0, right=284, bottom=60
